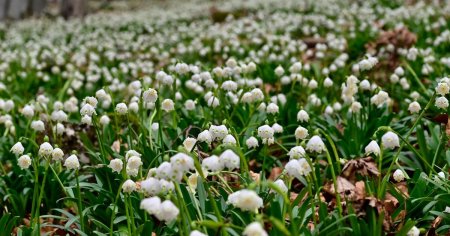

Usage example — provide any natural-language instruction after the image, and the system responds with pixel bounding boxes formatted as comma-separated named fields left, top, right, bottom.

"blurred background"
left=0, top=0, right=149, bottom=21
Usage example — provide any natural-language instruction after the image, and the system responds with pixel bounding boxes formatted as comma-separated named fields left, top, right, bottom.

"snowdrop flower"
left=170, top=153, right=194, bottom=172
left=109, top=159, right=123, bottom=173
left=266, top=103, right=279, bottom=114
left=39, top=142, right=53, bottom=157
left=243, top=222, right=268, bottom=236
left=360, top=80, right=371, bottom=90
left=288, top=146, right=306, bottom=159
left=407, top=226, right=420, bottom=236
left=273, top=179, right=288, bottom=193
left=141, top=178, right=162, bottom=196
left=227, top=189, right=263, bottom=212
left=143, top=88, right=158, bottom=103
left=80, top=103, right=95, bottom=116
left=127, top=156, right=143, bottom=170
left=246, top=137, right=259, bottom=149
left=257, top=125, right=274, bottom=139
left=184, top=100, right=196, bottom=110
left=140, top=196, right=162, bottom=215
left=408, top=101, right=421, bottom=114
left=18, top=155, right=32, bottom=169
left=295, top=126, right=309, bottom=140
left=64, top=154, right=80, bottom=170
left=223, top=134, right=237, bottom=146
left=435, top=96, right=449, bottom=109
left=324, top=77, right=333, bottom=87
left=209, top=125, right=228, bottom=141
left=151, top=123, right=159, bottom=131
left=221, top=80, right=238, bottom=91
left=297, top=110, right=309, bottom=122
left=382, top=131, right=400, bottom=149
left=197, top=130, right=212, bottom=144
left=115, top=103, right=128, bottom=115
left=183, top=137, right=197, bottom=152
left=306, top=136, right=326, bottom=153
left=51, top=148, right=64, bottom=161
left=350, top=101, right=362, bottom=113
left=394, top=67, right=404, bottom=76
left=162, top=99, right=175, bottom=112
left=436, top=82, right=449, bottom=96
left=202, top=155, right=223, bottom=172
left=285, top=158, right=312, bottom=178
left=155, top=200, right=179, bottom=222
left=393, top=169, right=405, bottom=182
left=100, top=115, right=110, bottom=126
left=371, top=91, right=390, bottom=107
left=11, top=142, right=24, bottom=156
left=122, top=179, right=137, bottom=193
left=31, top=120, right=45, bottom=132
left=81, top=115, right=92, bottom=125
left=207, top=96, right=220, bottom=108
left=21, top=105, right=34, bottom=118
left=275, top=65, right=285, bottom=77
left=220, top=150, right=240, bottom=170
left=272, top=123, right=283, bottom=133
left=190, top=230, right=207, bottom=236
left=365, top=141, right=380, bottom=156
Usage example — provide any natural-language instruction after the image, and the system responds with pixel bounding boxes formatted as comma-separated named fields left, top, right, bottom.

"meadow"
left=1, top=0, right=450, bottom=235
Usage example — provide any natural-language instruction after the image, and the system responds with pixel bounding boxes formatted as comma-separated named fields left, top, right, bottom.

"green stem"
left=325, top=149, right=343, bottom=216
left=76, top=171, right=85, bottom=232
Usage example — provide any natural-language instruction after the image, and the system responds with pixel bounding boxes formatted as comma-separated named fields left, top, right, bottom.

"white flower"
left=184, top=99, right=196, bottom=110
left=288, top=146, right=306, bottom=159
left=143, top=88, right=158, bottom=103
left=297, top=110, right=309, bottom=122
left=51, top=148, right=64, bottom=161
left=223, top=134, right=237, bottom=146
left=436, top=82, right=449, bottom=96
left=18, top=155, right=32, bottom=169
left=31, top=120, right=45, bottom=132
left=109, top=159, right=123, bottom=173
left=159, top=179, right=175, bottom=195
left=190, top=230, right=207, bottom=236
left=162, top=99, right=175, bottom=112
left=207, top=96, right=220, bottom=108
left=365, top=141, right=380, bottom=156
left=126, top=150, right=141, bottom=160
left=64, top=154, right=80, bottom=170
left=350, top=101, right=362, bottom=113
left=275, top=65, right=285, bottom=77
left=197, top=130, right=212, bottom=144
left=156, top=162, right=181, bottom=181
left=408, top=101, right=421, bottom=114
left=141, top=177, right=162, bottom=196
left=257, top=125, right=274, bottom=139
left=80, top=103, right=95, bottom=116
left=324, top=77, right=333, bottom=87
left=295, top=126, right=309, bottom=140
left=209, top=125, right=228, bottom=141
left=359, top=80, right=371, bottom=90
left=100, top=115, right=110, bottom=126
left=127, top=156, right=143, bottom=170
left=21, top=105, right=34, bottom=118
left=306, top=136, right=326, bottom=153
left=285, top=158, right=312, bottom=179
left=220, top=150, right=240, bottom=170
left=81, top=115, right=92, bottom=125
left=246, top=137, right=259, bottom=149
left=140, top=196, right=162, bottom=215
left=407, top=226, right=420, bottom=236
left=227, top=189, right=263, bottom=212
left=155, top=200, right=179, bottom=222
left=393, top=169, right=405, bottom=182
left=243, top=222, right=268, bottom=236
left=202, top=155, right=224, bottom=172
left=151, top=123, right=159, bottom=131
left=221, top=80, right=238, bottom=91
left=115, top=103, right=128, bottom=115
left=122, top=179, right=137, bottom=193
left=394, top=66, right=404, bottom=76
left=272, top=123, right=283, bottom=133
left=11, top=142, right=24, bottom=155
left=183, top=137, right=197, bottom=152
left=371, top=91, right=390, bottom=107
left=273, top=179, right=288, bottom=193
left=39, top=142, right=53, bottom=157
left=435, top=96, right=449, bottom=109
left=381, top=131, right=400, bottom=149
left=54, top=123, right=65, bottom=135
left=266, top=103, right=279, bottom=114
left=170, top=153, right=194, bottom=172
